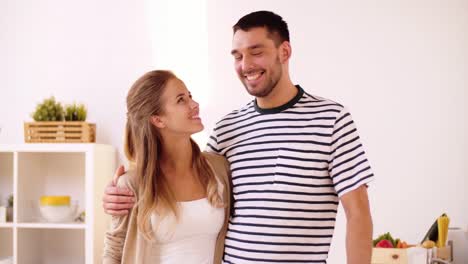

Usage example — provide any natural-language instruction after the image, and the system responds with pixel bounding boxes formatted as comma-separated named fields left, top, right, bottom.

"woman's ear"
left=150, top=115, right=165, bottom=129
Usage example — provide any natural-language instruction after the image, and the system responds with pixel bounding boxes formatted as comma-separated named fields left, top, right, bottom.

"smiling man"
left=205, top=11, right=374, bottom=264
left=103, top=11, right=374, bottom=264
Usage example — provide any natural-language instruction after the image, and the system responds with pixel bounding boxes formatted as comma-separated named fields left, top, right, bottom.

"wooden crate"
left=372, top=248, right=408, bottom=264
left=24, top=122, right=96, bottom=143
left=372, top=246, right=452, bottom=264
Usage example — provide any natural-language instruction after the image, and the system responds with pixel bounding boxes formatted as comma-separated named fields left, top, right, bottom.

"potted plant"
left=6, top=194, right=13, bottom=222
left=24, top=97, right=95, bottom=143
left=31, top=96, right=64, bottom=121
left=64, top=103, right=87, bottom=121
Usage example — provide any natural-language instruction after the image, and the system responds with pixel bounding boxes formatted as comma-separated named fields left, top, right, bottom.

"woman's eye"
left=178, top=98, right=184, bottom=103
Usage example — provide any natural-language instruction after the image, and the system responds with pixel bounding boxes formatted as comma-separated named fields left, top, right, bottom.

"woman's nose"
left=189, top=98, right=199, bottom=109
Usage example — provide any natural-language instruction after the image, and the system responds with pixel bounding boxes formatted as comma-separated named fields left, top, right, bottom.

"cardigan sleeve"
left=102, top=173, right=136, bottom=264
left=204, top=152, right=232, bottom=264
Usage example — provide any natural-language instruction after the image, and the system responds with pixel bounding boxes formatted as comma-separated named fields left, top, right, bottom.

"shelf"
left=16, top=222, right=86, bottom=229
left=0, top=228, right=13, bottom=259
left=0, top=143, right=114, bottom=153
left=0, top=143, right=116, bottom=264
left=0, top=152, right=13, bottom=209
left=17, top=228, right=85, bottom=264
left=1, top=222, right=86, bottom=229
left=17, top=152, right=85, bottom=222
left=0, top=222, right=14, bottom=228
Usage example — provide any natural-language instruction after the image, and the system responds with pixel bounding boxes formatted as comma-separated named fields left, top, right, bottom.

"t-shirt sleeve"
left=205, top=128, right=221, bottom=154
left=329, top=107, right=374, bottom=197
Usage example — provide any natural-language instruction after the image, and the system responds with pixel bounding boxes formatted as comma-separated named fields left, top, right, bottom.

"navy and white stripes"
left=207, top=85, right=374, bottom=263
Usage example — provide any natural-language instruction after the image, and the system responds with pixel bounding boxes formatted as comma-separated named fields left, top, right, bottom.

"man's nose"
left=241, top=55, right=254, bottom=72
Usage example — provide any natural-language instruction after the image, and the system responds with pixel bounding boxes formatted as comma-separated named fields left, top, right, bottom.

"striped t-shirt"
left=206, top=85, right=374, bottom=264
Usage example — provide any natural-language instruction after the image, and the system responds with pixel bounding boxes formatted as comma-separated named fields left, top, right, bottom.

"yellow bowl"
left=40, top=196, right=71, bottom=206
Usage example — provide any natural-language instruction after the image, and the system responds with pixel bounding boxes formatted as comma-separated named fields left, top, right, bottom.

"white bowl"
left=39, top=202, right=78, bottom=223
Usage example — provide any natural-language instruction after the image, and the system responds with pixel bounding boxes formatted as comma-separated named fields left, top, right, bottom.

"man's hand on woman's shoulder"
left=102, top=165, right=136, bottom=216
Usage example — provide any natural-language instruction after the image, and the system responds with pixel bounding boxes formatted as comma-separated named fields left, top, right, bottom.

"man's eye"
left=178, top=98, right=184, bottom=103
left=252, top=52, right=262, bottom=56
left=234, top=56, right=242, bottom=61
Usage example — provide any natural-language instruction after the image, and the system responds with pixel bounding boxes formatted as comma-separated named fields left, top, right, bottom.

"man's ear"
left=279, top=41, right=292, bottom=63
left=150, top=115, right=165, bottom=129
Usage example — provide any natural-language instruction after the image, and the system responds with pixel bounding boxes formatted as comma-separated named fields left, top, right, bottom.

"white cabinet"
left=0, top=144, right=115, bottom=264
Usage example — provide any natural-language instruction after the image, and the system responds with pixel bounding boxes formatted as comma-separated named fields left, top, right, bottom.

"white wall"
left=1, top=0, right=467, bottom=262
left=0, top=0, right=153, bottom=157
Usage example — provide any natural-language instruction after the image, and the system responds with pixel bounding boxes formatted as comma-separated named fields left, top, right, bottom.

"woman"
left=103, top=70, right=231, bottom=264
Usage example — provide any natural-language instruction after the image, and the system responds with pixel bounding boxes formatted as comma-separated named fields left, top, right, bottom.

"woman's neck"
left=160, top=136, right=193, bottom=175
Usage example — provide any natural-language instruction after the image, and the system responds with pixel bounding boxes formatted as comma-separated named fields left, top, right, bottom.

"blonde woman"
left=103, top=70, right=231, bottom=264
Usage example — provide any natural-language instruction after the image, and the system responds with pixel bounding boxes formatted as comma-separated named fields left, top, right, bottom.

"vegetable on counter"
left=421, top=213, right=450, bottom=248
left=422, top=240, right=436, bottom=249
left=375, top=239, right=393, bottom=248
left=437, top=214, right=450, bottom=248
left=374, top=213, right=450, bottom=250
left=373, top=232, right=410, bottom=249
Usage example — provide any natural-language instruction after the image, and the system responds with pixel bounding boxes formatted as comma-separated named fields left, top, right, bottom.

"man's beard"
left=242, top=60, right=282, bottom=98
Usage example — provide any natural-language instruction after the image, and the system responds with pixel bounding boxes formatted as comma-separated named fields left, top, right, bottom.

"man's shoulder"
left=299, top=90, right=344, bottom=108
left=213, top=100, right=256, bottom=126
left=225, top=100, right=255, bottom=117
left=297, top=90, right=352, bottom=118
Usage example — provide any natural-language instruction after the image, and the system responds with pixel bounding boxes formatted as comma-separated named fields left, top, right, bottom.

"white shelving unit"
left=0, top=144, right=115, bottom=264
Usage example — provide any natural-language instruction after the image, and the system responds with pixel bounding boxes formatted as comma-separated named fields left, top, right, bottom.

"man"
left=103, top=11, right=374, bottom=264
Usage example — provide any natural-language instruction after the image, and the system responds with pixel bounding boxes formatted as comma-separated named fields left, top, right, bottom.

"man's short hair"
left=233, top=11, right=290, bottom=46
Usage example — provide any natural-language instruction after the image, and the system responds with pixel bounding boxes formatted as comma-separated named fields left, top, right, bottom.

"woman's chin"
left=189, top=124, right=204, bottom=135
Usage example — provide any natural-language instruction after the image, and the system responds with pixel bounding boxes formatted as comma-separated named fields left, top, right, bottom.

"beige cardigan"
left=102, top=152, right=231, bottom=264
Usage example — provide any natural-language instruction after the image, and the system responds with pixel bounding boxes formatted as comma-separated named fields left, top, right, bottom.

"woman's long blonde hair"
left=124, top=70, right=223, bottom=240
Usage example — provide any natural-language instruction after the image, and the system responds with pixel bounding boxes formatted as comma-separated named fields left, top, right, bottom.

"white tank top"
left=150, top=198, right=224, bottom=264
